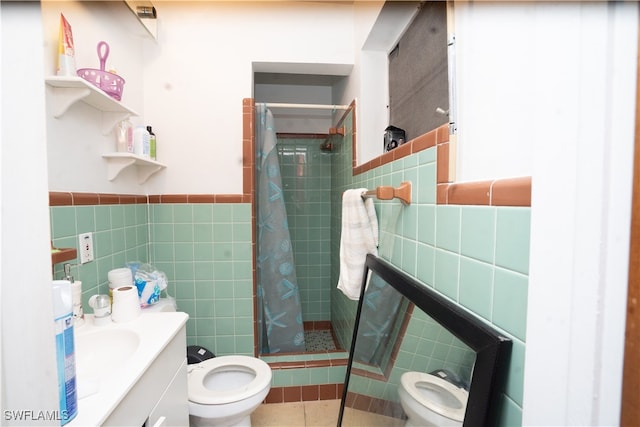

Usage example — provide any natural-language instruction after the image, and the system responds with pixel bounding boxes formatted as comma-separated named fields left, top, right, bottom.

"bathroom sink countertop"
left=68, top=312, right=188, bottom=426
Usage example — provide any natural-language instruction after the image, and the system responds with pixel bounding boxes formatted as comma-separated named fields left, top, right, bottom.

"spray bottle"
left=52, top=280, right=78, bottom=424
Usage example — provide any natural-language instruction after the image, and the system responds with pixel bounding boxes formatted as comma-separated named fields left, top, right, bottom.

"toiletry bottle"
left=146, top=125, right=156, bottom=160
left=126, top=119, right=134, bottom=153
left=64, top=263, right=84, bottom=327
left=52, top=280, right=78, bottom=425
left=133, top=126, right=150, bottom=158
left=116, top=119, right=133, bottom=153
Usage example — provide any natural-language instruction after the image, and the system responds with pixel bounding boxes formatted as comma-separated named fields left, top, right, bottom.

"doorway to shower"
left=254, top=101, right=346, bottom=356
left=252, top=70, right=354, bottom=360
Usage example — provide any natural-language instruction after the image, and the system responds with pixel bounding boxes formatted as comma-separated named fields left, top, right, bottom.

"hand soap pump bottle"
left=64, top=263, right=83, bottom=327
left=52, top=279, right=78, bottom=425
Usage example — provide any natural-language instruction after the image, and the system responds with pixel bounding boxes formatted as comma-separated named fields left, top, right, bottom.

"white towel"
left=337, top=189, right=379, bottom=300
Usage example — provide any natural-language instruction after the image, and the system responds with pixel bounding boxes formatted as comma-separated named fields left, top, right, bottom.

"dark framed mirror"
left=338, top=255, right=511, bottom=426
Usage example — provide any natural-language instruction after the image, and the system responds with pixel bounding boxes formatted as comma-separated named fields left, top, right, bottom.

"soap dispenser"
left=63, top=264, right=84, bottom=327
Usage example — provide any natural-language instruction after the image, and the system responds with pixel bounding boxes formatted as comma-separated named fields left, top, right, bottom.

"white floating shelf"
left=102, top=153, right=166, bottom=184
left=45, top=76, right=138, bottom=134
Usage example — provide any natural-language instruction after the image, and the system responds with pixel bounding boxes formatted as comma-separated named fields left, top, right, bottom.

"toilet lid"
left=401, top=372, right=469, bottom=422
left=188, top=355, right=272, bottom=405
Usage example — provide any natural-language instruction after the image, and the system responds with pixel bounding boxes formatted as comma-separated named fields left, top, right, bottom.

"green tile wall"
left=149, top=203, right=254, bottom=356
left=50, top=203, right=149, bottom=315
left=270, top=366, right=346, bottom=388
left=329, top=110, right=529, bottom=426
left=50, top=199, right=343, bottom=390
left=277, top=138, right=332, bottom=322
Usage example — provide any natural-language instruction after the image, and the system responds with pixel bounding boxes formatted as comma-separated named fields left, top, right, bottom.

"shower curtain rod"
left=264, top=102, right=350, bottom=111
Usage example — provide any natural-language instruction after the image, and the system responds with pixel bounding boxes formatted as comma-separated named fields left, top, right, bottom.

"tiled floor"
left=252, top=399, right=405, bottom=427
left=252, top=399, right=340, bottom=427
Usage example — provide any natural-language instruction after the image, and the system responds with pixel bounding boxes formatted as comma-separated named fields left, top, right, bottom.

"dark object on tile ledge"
left=384, top=125, right=406, bottom=152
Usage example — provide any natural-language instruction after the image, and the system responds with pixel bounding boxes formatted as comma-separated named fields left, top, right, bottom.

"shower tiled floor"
left=304, top=329, right=337, bottom=351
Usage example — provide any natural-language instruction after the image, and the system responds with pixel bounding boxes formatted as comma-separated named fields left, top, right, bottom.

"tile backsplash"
left=50, top=199, right=149, bottom=310
left=49, top=196, right=255, bottom=357
left=148, top=202, right=254, bottom=355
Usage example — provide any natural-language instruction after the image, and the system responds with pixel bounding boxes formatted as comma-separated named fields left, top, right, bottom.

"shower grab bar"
left=361, top=181, right=411, bottom=205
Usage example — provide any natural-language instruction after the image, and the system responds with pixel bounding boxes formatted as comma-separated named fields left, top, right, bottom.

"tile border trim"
left=49, top=192, right=149, bottom=206
left=49, top=192, right=250, bottom=206
left=437, top=176, right=532, bottom=207
left=265, top=383, right=344, bottom=404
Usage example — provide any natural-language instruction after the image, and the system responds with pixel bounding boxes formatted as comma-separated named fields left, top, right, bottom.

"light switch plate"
left=79, top=232, right=94, bottom=264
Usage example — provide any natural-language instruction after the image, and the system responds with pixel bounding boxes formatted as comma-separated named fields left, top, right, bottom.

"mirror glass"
left=338, top=255, right=511, bottom=426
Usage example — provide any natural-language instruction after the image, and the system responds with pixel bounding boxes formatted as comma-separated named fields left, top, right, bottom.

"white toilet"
left=187, top=355, right=272, bottom=427
left=143, top=298, right=272, bottom=427
left=398, top=371, right=468, bottom=427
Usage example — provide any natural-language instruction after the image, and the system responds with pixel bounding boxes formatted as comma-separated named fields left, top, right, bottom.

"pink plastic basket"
left=77, top=41, right=125, bottom=101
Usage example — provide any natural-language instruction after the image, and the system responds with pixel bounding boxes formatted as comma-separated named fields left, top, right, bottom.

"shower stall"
left=254, top=101, right=350, bottom=355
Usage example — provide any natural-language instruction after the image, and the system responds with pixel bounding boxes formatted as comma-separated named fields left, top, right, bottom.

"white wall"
left=450, top=2, right=638, bottom=426
left=41, top=1, right=400, bottom=195
left=453, top=2, right=536, bottom=182
left=1, top=2, right=59, bottom=422
left=527, top=3, right=637, bottom=423
left=142, top=1, right=360, bottom=195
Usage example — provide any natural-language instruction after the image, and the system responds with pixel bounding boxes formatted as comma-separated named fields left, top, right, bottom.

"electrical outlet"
left=78, top=232, right=94, bottom=264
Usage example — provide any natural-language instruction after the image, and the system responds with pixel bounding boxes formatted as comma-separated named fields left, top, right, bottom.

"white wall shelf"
left=45, top=76, right=138, bottom=134
left=103, top=153, right=166, bottom=184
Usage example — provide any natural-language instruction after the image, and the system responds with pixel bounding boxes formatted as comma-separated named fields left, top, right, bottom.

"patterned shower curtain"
left=255, top=104, right=305, bottom=354
left=353, top=271, right=404, bottom=366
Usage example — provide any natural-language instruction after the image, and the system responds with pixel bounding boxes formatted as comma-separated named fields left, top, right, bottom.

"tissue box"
left=135, top=278, right=161, bottom=307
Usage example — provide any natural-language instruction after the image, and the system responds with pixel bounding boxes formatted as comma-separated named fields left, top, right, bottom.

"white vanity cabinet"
left=69, top=313, right=189, bottom=427
left=103, top=325, right=189, bottom=426
left=147, top=359, right=189, bottom=427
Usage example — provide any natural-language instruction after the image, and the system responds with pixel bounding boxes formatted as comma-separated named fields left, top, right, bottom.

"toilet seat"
left=188, top=355, right=272, bottom=405
left=400, top=372, right=468, bottom=422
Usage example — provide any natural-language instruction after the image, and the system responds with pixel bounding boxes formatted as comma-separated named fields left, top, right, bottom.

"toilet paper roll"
left=111, top=285, right=141, bottom=323
left=108, top=268, right=133, bottom=306
left=108, top=268, right=133, bottom=288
